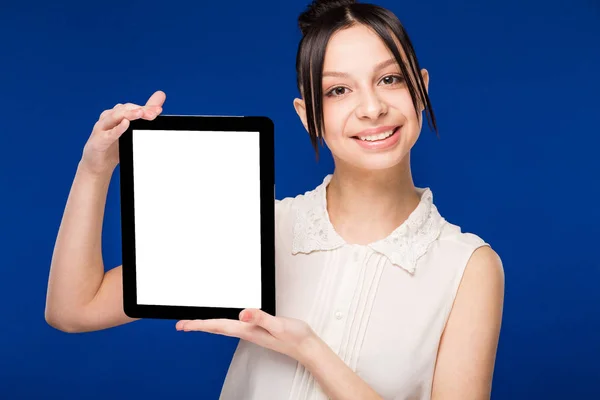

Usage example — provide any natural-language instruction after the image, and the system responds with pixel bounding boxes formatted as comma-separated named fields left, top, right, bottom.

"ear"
left=420, top=68, right=430, bottom=111
left=294, top=97, right=326, bottom=142
left=293, top=98, right=309, bottom=132
left=421, top=68, right=429, bottom=93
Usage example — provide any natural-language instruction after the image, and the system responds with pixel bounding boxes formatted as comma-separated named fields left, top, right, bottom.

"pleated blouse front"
left=219, top=175, right=489, bottom=400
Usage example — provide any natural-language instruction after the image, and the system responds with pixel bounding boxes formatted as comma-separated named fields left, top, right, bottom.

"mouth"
left=352, top=126, right=401, bottom=142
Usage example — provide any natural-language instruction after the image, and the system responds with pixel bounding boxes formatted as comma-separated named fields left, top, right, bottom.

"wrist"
left=297, top=333, right=326, bottom=369
left=77, top=159, right=115, bottom=181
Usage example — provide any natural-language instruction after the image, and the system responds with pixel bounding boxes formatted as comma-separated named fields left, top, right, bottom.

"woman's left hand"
left=176, top=309, right=317, bottom=362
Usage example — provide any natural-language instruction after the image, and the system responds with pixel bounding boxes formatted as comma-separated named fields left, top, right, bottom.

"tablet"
left=118, top=115, right=275, bottom=321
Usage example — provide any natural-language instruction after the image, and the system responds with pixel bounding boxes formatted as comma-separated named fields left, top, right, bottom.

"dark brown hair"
left=296, top=0, right=438, bottom=158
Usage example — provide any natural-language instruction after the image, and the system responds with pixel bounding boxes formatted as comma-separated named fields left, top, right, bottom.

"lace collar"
left=291, top=175, right=446, bottom=274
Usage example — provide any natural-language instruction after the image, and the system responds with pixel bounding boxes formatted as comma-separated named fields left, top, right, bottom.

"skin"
left=294, top=23, right=429, bottom=245
left=45, top=21, right=504, bottom=400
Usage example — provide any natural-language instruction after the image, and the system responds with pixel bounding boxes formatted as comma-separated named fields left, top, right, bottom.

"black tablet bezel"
left=118, top=115, right=275, bottom=321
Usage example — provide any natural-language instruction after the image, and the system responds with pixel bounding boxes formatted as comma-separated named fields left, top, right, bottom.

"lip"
left=353, top=125, right=400, bottom=138
left=352, top=125, right=402, bottom=151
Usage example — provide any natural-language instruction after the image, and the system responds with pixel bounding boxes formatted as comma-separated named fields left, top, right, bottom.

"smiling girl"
left=45, top=1, right=504, bottom=399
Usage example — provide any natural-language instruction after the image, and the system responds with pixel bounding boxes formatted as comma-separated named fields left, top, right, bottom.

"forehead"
left=323, top=23, right=401, bottom=71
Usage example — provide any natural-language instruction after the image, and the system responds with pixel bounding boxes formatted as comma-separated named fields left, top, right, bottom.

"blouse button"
left=335, top=311, right=344, bottom=320
left=353, top=251, right=359, bottom=262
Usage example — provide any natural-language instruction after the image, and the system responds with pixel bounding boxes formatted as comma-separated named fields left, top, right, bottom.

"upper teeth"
left=358, top=129, right=395, bottom=141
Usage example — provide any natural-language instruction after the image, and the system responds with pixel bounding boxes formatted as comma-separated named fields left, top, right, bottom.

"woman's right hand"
left=80, top=90, right=166, bottom=176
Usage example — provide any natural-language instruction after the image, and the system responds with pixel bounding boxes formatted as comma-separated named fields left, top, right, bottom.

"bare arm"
left=45, top=91, right=165, bottom=333
left=431, top=246, right=505, bottom=399
left=45, top=162, right=138, bottom=333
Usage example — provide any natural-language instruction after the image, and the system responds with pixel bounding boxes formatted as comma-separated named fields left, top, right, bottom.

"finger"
left=99, top=103, right=122, bottom=121
left=145, top=90, right=166, bottom=108
left=98, top=101, right=161, bottom=128
left=98, top=104, right=161, bottom=133
left=116, top=103, right=162, bottom=120
left=181, top=319, right=275, bottom=345
left=175, top=320, right=192, bottom=330
left=97, top=107, right=143, bottom=131
left=180, top=319, right=245, bottom=336
left=105, top=116, right=130, bottom=139
left=241, top=309, right=283, bottom=336
left=97, top=103, right=137, bottom=131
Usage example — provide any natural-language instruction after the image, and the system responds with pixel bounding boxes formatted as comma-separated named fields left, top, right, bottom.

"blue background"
left=1, top=0, right=599, bottom=398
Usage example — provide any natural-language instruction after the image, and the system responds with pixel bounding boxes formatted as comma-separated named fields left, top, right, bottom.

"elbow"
left=44, top=306, right=84, bottom=333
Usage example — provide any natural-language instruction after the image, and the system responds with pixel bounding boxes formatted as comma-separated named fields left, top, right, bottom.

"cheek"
left=388, top=91, right=419, bottom=119
left=322, top=102, right=350, bottom=142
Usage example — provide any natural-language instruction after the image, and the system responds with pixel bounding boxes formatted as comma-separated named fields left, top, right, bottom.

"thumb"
left=145, top=90, right=166, bottom=108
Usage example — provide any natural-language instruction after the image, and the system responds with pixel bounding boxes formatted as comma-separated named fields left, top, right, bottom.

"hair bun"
left=298, top=0, right=357, bottom=35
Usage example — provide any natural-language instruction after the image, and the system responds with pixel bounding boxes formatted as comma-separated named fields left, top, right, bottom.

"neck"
left=325, top=156, right=422, bottom=245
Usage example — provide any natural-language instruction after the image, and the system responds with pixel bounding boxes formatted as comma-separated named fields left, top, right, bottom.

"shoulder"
left=436, top=219, right=490, bottom=251
left=275, top=182, right=322, bottom=219
left=461, top=244, right=505, bottom=299
left=436, top=218, right=505, bottom=326
left=274, top=185, right=320, bottom=237
left=439, top=218, right=503, bottom=274
left=426, top=215, right=504, bottom=291
left=275, top=193, right=302, bottom=220
left=275, top=196, right=295, bottom=215
left=431, top=225, right=504, bottom=398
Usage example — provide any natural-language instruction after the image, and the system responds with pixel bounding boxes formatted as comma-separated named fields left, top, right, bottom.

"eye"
left=325, top=86, right=349, bottom=97
left=379, top=75, right=404, bottom=86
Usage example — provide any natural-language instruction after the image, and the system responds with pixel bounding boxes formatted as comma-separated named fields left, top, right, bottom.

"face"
left=294, top=23, right=429, bottom=171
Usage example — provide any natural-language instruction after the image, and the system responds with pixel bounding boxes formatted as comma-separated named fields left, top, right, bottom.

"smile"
left=356, top=128, right=397, bottom=142
left=353, top=126, right=400, bottom=142
left=351, top=126, right=402, bottom=150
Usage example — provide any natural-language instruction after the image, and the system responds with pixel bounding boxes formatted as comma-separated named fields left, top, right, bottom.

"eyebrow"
left=322, top=58, right=399, bottom=78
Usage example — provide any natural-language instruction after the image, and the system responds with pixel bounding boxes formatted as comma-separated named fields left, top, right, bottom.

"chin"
left=359, top=155, right=406, bottom=171
left=339, top=150, right=409, bottom=172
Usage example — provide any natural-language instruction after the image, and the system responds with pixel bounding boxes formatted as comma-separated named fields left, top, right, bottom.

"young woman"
left=45, top=1, right=504, bottom=399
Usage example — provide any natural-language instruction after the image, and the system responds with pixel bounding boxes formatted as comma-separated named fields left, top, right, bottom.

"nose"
left=355, top=89, right=388, bottom=120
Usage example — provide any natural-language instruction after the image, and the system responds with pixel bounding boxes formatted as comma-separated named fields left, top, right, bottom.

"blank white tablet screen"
left=131, top=129, right=262, bottom=309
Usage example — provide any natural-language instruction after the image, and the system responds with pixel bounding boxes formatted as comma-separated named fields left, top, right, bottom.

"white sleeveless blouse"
left=219, top=174, right=489, bottom=400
